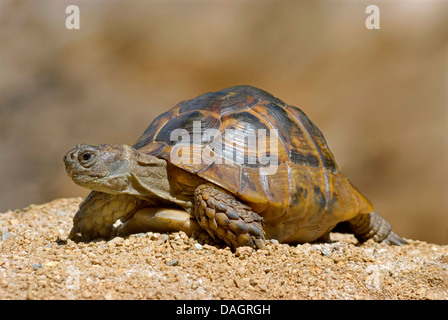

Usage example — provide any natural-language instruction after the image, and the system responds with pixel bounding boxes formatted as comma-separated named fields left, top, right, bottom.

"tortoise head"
left=64, top=143, right=171, bottom=198
left=64, top=143, right=135, bottom=194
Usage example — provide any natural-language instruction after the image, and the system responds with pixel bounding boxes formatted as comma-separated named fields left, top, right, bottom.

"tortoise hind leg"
left=194, top=184, right=266, bottom=250
left=339, top=212, right=408, bottom=245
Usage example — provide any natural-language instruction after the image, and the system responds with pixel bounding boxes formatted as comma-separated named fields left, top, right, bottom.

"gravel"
left=0, top=197, right=447, bottom=300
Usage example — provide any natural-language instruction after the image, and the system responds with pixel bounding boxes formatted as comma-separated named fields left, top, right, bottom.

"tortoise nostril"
left=64, top=150, right=78, bottom=164
left=69, top=151, right=77, bottom=161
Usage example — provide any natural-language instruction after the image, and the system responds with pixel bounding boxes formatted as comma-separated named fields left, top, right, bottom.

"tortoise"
left=64, top=85, right=407, bottom=249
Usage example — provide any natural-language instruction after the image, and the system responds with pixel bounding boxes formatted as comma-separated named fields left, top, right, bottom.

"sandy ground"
left=0, top=198, right=447, bottom=300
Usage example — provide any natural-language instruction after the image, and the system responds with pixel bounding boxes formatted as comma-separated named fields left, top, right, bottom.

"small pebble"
left=82, top=290, right=92, bottom=298
left=194, top=243, right=203, bottom=250
left=235, top=246, right=253, bottom=258
left=320, top=249, right=331, bottom=257
left=173, top=234, right=181, bottom=241
left=44, top=261, right=58, bottom=268
left=249, top=278, right=258, bottom=286
left=109, top=237, right=124, bottom=246
left=103, top=291, right=114, bottom=300
left=55, top=211, right=66, bottom=216
left=134, top=233, right=147, bottom=237
left=150, top=232, right=160, bottom=239
left=1, top=230, right=13, bottom=240
left=166, top=259, right=179, bottom=266
left=32, top=263, right=42, bottom=270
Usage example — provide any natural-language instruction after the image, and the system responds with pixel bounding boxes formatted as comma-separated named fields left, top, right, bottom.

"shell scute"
left=253, top=102, right=322, bottom=167
left=285, top=105, right=338, bottom=172
left=178, top=92, right=227, bottom=114
left=154, top=110, right=221, bottom=146
left=219, top=85, right=286, bottom=106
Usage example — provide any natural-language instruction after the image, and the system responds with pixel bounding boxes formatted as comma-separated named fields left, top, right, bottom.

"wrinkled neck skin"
left=106, top=146, right=192, bottom=210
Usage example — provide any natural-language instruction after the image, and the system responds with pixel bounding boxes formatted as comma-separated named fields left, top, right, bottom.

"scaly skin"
left=345, top=212, right=408, bottom=245
left=68, top=191, right=143, bottom=241
left=194, top=184, right=266, bottom=250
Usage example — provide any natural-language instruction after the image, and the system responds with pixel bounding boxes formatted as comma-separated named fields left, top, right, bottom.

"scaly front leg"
left=68, top=191, right=143, bottom=241
left=194, top=184, right=266, bottom=250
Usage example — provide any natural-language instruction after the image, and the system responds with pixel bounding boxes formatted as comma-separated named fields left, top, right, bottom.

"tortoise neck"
left=128, top=149, right=192, bottom=209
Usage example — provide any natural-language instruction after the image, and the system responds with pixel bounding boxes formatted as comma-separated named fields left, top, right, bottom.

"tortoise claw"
left=254, top=238, right=267, bottom=250
left=381, top=231, right=408, bottom=246
left=67, top=225, right=79, bottom=240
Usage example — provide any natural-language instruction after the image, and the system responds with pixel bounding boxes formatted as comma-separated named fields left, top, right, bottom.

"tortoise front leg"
left=194, top=184, right=266, bottom=250
left=68, top=191, right=143, bottom=241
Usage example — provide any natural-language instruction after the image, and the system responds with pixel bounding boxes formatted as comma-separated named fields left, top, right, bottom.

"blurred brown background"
left=0, top=0, right=447, bottom=244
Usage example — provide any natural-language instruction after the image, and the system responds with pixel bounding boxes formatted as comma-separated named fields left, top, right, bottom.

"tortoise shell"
left=133, top=85, right=373, bottom=242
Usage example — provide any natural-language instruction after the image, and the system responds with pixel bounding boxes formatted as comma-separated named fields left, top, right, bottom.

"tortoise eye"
left=78, top=151, right=96, bottom=167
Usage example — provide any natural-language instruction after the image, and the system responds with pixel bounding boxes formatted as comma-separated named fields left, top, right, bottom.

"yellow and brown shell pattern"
left=133, top=85, right=373, bottom=243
